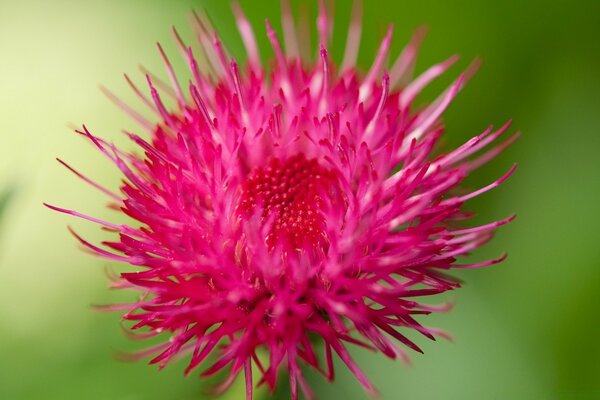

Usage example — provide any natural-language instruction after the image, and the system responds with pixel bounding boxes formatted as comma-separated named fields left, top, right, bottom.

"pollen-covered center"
left=239, top=154, right=338, bottom=249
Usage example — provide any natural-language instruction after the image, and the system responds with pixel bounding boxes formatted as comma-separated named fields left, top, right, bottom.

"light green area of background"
left=0, top=0, right=598, bottom=399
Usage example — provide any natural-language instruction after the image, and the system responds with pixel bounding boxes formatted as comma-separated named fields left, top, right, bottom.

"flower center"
left=239, top=154, right=338, bottom=249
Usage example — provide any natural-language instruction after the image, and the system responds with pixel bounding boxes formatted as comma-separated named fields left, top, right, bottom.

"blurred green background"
left=1, top=0, right=599, bottom=399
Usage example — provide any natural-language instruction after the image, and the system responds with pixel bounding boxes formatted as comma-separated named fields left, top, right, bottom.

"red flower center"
left=239, top=154, right=338, bottom=249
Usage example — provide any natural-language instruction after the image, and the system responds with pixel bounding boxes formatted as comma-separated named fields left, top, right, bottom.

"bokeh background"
left=1, top=0, right=599, bottom=399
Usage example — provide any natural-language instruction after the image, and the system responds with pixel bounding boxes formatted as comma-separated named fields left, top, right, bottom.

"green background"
left=0, top=0, right=598, bottom=399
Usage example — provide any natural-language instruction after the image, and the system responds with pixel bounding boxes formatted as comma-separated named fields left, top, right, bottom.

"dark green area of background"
left=0, top=0, right=598, bottom=399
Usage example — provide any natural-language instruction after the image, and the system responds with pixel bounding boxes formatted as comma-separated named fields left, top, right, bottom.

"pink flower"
left=47, top=1, right=518, bottom=399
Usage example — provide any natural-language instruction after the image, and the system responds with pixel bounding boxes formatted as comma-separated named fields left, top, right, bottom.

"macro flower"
left=47, top=1, right=518, bottom=399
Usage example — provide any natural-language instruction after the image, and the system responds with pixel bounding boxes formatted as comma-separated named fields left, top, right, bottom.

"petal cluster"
left=48, top=1, right=517, bottom=399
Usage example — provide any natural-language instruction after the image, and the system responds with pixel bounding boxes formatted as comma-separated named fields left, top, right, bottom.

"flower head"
left=48, top=1, right=517, bottom=399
